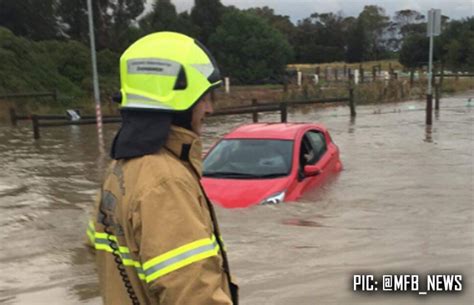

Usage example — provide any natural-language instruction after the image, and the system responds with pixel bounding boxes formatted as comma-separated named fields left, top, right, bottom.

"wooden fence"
left=9, top=90, right=354, bottom=140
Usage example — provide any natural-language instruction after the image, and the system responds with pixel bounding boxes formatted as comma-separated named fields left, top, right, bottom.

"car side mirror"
left=304, top=164, right=322, bottom=176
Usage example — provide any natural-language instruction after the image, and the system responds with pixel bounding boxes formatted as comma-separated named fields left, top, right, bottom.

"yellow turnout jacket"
left=87, top=126, right=235, bottom=305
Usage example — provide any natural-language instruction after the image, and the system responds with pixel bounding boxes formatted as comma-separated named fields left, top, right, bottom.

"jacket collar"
left=165, top=125, right=203, bottom=177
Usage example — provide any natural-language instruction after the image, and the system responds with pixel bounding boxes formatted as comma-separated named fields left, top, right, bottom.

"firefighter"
left=86, top=32, right=238, bottom=305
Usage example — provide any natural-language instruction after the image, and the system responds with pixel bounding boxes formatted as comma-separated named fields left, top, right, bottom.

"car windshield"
left=203, top=139, right=293, bottom=179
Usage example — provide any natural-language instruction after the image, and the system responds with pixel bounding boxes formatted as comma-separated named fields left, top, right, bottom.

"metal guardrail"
left=434, top=74, right=474, bottom=77
left=10, top=89, right=355, bottom=139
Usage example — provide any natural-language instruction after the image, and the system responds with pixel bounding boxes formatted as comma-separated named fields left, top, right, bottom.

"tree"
left=466, top=37, right=474, bottom=72
left=393, top=9, right=424, bottom=35
left=346, top=18, right=367, bottom=62
left=140, top=1, right=200, bottom=39
left=174, top=12, right=201, bottom=38
left=57, top=0, right=145, bottom=51
left=438, top=18, right=474, bottom=72
left=387, top=10, right=425, bottom=50
left=245, top=7, right=295, bottom=41
left=292, top=18, right=317, bottom=63
left=399, top=33, right=429, bottom=69
left=358, top=5, right=390, bottom=60
left=191, top=0, right=224, bottom=45
left=57, top=0, right=88, bottom=43
left=0, top=0, right=59, bottom=40
left=444, top=40, right=463, bottom=71
left=208, top=10, right=293, bottom=84
left=110, top=0, right=146, bottom=50
left=140, top=0, right=179, bottom=34
left=292, top=12, right=348, bottom=63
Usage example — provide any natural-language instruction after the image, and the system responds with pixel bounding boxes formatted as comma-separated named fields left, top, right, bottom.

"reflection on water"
left=0, top=92, right=473, bottom=304
left=424, top=125, right=433, bottom=143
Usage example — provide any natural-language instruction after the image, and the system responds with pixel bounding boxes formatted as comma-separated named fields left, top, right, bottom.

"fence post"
left=426, top=94, right=433, bottom=125
left=9, top=108, right=17, bottom=126
left=297, top=71, right=303, bottom=87
left=334, top=68, right=338, bottom=81
left=354, top=69, right=360, bottom=85
left=435, top=84, right=440, bottom=110
left=224, top=77, right=230, bottom=94
left=349, top=87, right=356, bottom=117
left=440, top=63, right=445, bottom=87
left=252, top=99, right=258, bottom=123
left=280, top=102, right=288, bottom=123
left=324, top=67, right=328, bottom=81
left=437, top=63, right=444, bottom=109
left=32, top=115, right=40, bottom=139
left=431, top=66, right=439, bottom=110
left=343, top=65, right=347, bottom=77
left=313, top=74, right=319, bottom=85
left=360, top=66, right=364, bottom=83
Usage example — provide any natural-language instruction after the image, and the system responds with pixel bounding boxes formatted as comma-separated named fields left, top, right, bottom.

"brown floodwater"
left=0, top=91, right=473, bottom=304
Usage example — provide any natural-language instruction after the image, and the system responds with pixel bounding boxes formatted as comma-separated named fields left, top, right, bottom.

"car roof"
left=224, top=123, right=327, bottom=140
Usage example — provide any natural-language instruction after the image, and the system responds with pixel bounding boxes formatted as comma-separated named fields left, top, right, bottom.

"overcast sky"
left=146, top=0, right=473, bottom=23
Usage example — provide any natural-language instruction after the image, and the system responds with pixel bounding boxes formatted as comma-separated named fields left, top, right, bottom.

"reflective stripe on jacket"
left=91, top=126, right=234, bottom=305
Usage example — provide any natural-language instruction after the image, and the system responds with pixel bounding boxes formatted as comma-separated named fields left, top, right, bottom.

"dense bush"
left=209, top=10, right=293, bottom=84
left=0, top=27, right=119, bottom=104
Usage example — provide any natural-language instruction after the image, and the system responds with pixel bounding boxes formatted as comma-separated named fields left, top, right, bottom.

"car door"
left=295, top=130, right=332, bottom=194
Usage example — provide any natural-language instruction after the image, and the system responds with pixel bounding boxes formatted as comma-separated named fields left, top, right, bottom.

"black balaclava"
left=110, top=109, right=173, bottom=160
left=110, top=105, right=197, bottom=160
left=171, top=104, right=195, bottom=131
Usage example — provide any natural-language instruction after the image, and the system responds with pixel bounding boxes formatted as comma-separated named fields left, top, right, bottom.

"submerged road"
left=0, top=91, right=473, bottom=304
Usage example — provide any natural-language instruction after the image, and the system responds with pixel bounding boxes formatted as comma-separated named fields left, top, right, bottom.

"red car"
left=202, top=123, right=342, bottom=208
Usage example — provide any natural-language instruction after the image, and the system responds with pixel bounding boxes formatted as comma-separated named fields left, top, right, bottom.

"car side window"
left=299, top=134, right=315, bottom=168
left=306, top=131, right=327, bottom=164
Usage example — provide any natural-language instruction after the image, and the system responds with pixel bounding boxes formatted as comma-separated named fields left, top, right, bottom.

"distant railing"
left=9, top=88, right=355, bottom=140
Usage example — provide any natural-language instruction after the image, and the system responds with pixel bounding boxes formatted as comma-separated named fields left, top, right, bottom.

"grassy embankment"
left=0, top=26, right=119, bottom=121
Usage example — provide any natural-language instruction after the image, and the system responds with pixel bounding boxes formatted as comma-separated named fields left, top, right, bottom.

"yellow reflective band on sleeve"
left=92, top=229, right=145, bottom=279
left=95, top=231, right=118, bottom=242
left=143, top=235, right=220, bottom=283
left=91, top=229, right=222, bottom=283
left=87, top=220, right=95, bottom=244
